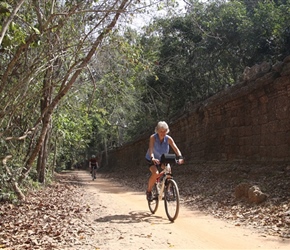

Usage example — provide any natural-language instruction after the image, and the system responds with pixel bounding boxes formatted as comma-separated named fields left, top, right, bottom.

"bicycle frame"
left=156, top=164, right=172, bottom=200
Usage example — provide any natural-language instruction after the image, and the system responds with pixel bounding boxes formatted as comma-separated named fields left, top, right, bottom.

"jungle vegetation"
left=0, top=0, right=289, bottom=200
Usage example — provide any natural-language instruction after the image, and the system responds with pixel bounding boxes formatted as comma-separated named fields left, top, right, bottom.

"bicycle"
left=148, top=153, right=181, bottom=222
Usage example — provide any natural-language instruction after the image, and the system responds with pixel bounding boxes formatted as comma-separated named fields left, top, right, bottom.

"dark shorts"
left=91, top=165, right=98, bottom=169
left=146, top=159, right=152, bottom=167
left=146, top=159, right=161, bottom=168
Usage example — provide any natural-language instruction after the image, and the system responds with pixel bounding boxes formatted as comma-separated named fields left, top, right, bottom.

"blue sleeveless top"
left=145, top=133, right=170, bottom=161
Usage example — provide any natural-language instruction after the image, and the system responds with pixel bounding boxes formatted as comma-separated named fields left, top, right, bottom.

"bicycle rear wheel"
left=148, top=183, right=159, bottom=214
left=164, top=179, right=180, bottom=222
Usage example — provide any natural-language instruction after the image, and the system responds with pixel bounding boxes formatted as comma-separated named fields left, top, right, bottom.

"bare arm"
left=168, top=136, right=181, bottom=155
left=149, top=134, right=161, bottom=165
left=148, top=134, right=156, bottom=159
left=168, top=136, right=184, bottom=164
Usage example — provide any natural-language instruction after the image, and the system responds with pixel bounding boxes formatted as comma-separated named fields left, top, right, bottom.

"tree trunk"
left=36, top=61, right=53, bottom=183
left=2, top=155, right=26, bottom=200
left=17, top=0, right=131, bottom=196
left=51, top=134, right=58, bottom=175
left=37, top=130, right=50, bottom=183
left=36, top=148, right=43, bottom=182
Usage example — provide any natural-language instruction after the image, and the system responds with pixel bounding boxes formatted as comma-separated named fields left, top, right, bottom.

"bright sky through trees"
left=130, top=0, right=186, bottom=30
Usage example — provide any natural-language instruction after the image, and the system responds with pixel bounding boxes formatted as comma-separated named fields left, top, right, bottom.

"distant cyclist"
left=145, top=121, right=184, bottom=200
left=89, top=155, right=99, bottom=177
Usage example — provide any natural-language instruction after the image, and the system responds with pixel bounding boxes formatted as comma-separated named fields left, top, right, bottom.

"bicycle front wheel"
left=148, top=183, right=159, bottom=214
left=164, top=179, right=180, bottom=222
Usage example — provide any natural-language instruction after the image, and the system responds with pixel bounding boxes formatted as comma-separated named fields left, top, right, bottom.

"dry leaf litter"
left=0, top=162, right=289, bottom=249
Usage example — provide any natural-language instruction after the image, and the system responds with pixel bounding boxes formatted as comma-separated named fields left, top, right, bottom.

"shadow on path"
left=94, top=210, right=170, bottom=224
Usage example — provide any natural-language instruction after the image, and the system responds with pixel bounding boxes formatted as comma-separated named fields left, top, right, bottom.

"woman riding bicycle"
left=145, top=121, right=184, bottom=200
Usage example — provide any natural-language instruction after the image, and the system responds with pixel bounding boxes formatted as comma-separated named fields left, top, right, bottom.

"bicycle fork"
left=157, top=180, right=165, bottom=200
left=157, top=175, right=172, bottom=200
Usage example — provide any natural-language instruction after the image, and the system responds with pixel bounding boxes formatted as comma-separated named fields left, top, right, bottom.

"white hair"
left=155, top=121, right=170, bottom=134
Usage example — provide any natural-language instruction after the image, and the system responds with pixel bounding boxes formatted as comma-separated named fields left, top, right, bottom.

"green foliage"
left=0, top=0, right=142, bottom=199
left=53, top=94, right=92, bottom=165
left=134, top=0, right=290, bottom=126
left=1, top=0, right=290, bottom=200
left=0, top=1, right=37, bottom=52
left=82, top=28, right=156, bottom=145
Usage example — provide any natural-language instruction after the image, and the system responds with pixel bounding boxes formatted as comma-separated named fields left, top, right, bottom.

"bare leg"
left=147, top=165, right=159, bottom=192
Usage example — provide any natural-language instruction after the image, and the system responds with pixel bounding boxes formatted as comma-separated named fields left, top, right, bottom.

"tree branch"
left=0, top=0, right=26, bottom=45
left=19, top=0, right=131, bottom=183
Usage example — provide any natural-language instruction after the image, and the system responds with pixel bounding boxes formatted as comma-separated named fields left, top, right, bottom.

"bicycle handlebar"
left=160, top=153, right=184, bottom=164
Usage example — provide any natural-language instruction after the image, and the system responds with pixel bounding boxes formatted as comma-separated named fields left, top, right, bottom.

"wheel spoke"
left=164, top=179, right=180, bottom=221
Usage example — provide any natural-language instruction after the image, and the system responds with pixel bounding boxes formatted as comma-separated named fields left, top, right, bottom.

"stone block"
left=248, top=185, right=268, bottom=204
left=235, top=183, right=267, bottom=204
left=234, top=182, right=251, bottom=199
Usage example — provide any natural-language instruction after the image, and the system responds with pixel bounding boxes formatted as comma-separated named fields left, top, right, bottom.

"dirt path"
left=69, top=170, right=289, bottom=250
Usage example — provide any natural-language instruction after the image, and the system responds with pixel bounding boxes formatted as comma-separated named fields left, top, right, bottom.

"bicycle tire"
left=164, top=179, right=180, bottom=222
left=148, top=183, right=159, bottom=214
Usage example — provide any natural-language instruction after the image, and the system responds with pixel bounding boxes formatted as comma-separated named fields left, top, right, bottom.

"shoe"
left=146, top=191, right=152, bottom=201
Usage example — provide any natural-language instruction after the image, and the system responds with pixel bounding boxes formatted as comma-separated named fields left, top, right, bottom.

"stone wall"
left=100, top=56, right=290, bottom=171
